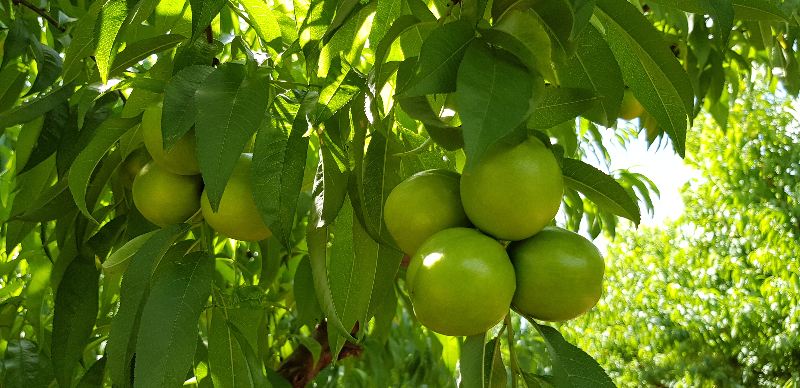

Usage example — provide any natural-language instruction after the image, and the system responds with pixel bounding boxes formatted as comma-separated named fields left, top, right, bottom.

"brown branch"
left=204, top=26, right=214, bottom=44
left=277, top=320, right=362, bottom=388
left=12, top=0, right=65, bottom=32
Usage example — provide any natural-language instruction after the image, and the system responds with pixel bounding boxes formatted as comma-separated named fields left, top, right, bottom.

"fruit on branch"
left=201, top=153, right=272, bottom=242
left=619, top=88, right=645, bottom=121
left=406, top=228, right=516, bottom=336
left=118, top=146, right=151, bottom=190
left=460, top=136, right=563, bottom=241
left=508, top=226, right=604, bottom=322
left=132, top=162, right=203, bottom=227
left=142, top=101, right=201, bottom=175
left=384, top=169, right=472, bottom=255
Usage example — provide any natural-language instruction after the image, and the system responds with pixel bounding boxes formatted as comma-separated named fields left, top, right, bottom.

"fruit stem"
left=504, top=313, right=521, bottom=387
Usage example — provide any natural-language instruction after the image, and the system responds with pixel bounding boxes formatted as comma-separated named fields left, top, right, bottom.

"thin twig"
left=12, top=0, right=65, bottom=32
left=205, top=26, right=214, bottom=44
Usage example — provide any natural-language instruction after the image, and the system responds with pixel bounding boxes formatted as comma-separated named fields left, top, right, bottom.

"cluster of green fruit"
left=120, top=100, right=271, bottom=242
left=384, top=137, right=605, bottom=337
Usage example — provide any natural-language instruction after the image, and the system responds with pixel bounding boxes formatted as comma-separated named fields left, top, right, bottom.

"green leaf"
left=313, top=59, right=364, bottom=125
left=528, top=87, right=601, bottom=129
left=398, top=20, right=475, bottom=97
left=484, top=335, right=506, bottom=388
left=527, top=0, right=574, bottom=63
left=62, top=0, right=104, bottom=82
left=95, top=0, right=129, bottom=83
left=534, top=323, right=617, bottom=388
left=294, top=335, right=323, bottom=368
left=134, top=251, right=215, bottom=388
left=209, top=307, right=251, bottom=388
left=1, top=20, right=32, bottom=69
left=311, top=141, right=350, bottom=227
left=651, top=0, right=734, bottom=47
left=240, top=0, right=282, bottom=43
left=18, top=101, right=69, bottom=174
left=328, top=196, right=372, bottom=358
left=11, top=178, right=76, bottom=223
left=69, top=116, right=141, bottom=221
left=355, top=213, right=404, bottom=322
left=195, top=64, right=271, bottom=211
left=460, top=332, right=488, bottom=388
left=0, top=82, right=75, bottom=129
left=555, top=24, right=623, bottom=128
left=294, top=255, right=324, bottom=328
left=462, top=0, right=489, bottom=26
left=107, top=224, right=189, bottom=388
left=155, top=0, right=189, bottom=35
left=360, top=130, right=403, bottom=248
left=561, top=158, right=641, bottom=225
left=732, top=0, right=787, bottom=21
left=27, top=39, right=64, bottom=96
left=2, top=339, right=55, bottom=388
left=252, top=91, right=318, bottom=249
left=227, top=322, right=272, bottom=388
left=162, top=65, right=215, bottom=149
left=0, top=63, right=28, bottom=113
left=191, top=0, right=227, bottom=42
left=370, top=15, right=429, bottom=97
left=76, top=357, right=108, bottom=388
left=109, top=34, right=187, bottom=78
left=480, top=10, right=555, bottom=82
left=369, top=0, right=402, bottom=48
left=102, top=231, right=158, bottom=276
left=52, top=258, right=99, bottom=388
left=457, top=39, right=534, bottom=172
left=595, top=0, right=693, bottom=157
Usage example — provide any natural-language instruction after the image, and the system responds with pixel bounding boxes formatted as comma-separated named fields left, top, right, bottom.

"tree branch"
left=277, top=320, right=362, bottom=387
left=12, top=0, right=65, bottom=32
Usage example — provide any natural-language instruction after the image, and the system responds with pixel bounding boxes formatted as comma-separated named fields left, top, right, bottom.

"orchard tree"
left=0, top=0, right=796, bottom=387
left=559, top=80, right=800, bottom=387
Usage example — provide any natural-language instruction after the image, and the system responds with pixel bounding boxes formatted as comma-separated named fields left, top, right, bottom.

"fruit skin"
left=132, top=162, right=203, bottom=227
left=384, top=169, right=473, bottom=255
left=119, top=146, right=151, bottom=190
left=406, top=228, right=516, bottom=337
left=508, top=226, right=604, bottom=322
left=619, top=88, right=645, bottom=121
left=142, top=101, right=201, bottom=175
left=201, top=153, right=272, bottom=242
left=460, top=137, right=563, bottom=241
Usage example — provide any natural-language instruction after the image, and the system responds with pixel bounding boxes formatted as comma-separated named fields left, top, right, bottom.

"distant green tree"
left=560, top=81, right=800, bottom=387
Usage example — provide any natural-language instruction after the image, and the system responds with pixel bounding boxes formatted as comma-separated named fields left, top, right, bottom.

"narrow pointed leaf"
left=240, top=0, right=282, bottom=43
left=95, top=0, right=129, bottom=83
left=534, top=322, right=617, bottom=388
left=28, top=39, right=64, bottom=96
left=134, top=251, right=215, bottom=388
left=62, top=0, right=104, bottom=82
left=561, top=158, right=641, bottom=225
left=0, top=82, right=74, bottom=128
left=3, top=339, right=55, bottom=388
left=252, top=91, right=318, bottom=249
left=107, top=224, right=189, bottom=388
left=76, top=357, right=107, bottom=388
left=109, top=34, right=187, bottom=77
left=69, top=116, right=141, bottom=221
left=460, top=332, right=488, bottom=388
left=191, top=0, right=226, bottom=42
left=227, top=322, right=272, bottom=388
left=195, top=64, right=270, bottom=211
left=457, top=39, right=534, bottom=172
left=732, top=0, right=787, bottom=21
left=555, top=24, right=623, bottom=127
left=52, top=258, right=99, bottom=388
left=527, top=0, right=574, bottom=63
left=595, top=0, right=693, bottom=157
left=161, top=65, right=215, bottom=148
left=398, top=20, right=475, bottom=97
left=527, top=87, right=601, bottom=129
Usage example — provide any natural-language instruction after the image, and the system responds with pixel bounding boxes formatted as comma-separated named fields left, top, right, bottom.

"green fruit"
left=119, top=146, right=151, bottom=190
left=142, top=101, right=201, bottom=175
left=619, top=88, right=645, bottom=121
left=406, top=228, right=516, bottom=336
left=132, top=162, right=203, bottom=227
left=201, top=153, right=272, bottom=242
left=508, top=226, right=604, bottom=322
left=460, top=137, right=563, bottom=241
left=384, top=169, right=472, bottom=255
